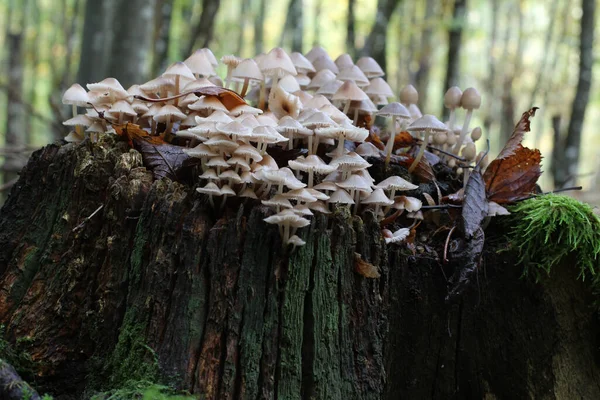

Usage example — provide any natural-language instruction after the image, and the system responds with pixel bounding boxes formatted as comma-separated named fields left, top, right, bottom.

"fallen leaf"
left=354, top=252, right=380, bottom=278
left=392, top=131, right=416, bottom=149
left=496, top=107, right=539, bottom=160
left=114, top=123, right=190, bottom=180
left=366, top=128, right=385, bottom=150
left=461, top=169, right=488, bottom=239
left=483, top=146, right=542, bottom=204
left=193, top=86, right=247, bottom=111
left=389, top=154, right=435, bottom=183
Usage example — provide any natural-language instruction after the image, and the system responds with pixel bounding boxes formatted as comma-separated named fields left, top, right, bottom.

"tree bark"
left=346, top=0, right=356, bottom=57
left=361, top=0, right=402, bottom=75
left=151, top=0, right=174, bottom=77
left=558, top=0, right=595, bottom=188
left=185, top=0, right=221, bottom=57
left=1, top=138, right=600, bottom=399
left=77, top=0, right=114, bottom=86
left=106, top=0, right=156, bottom=89
left=254, top=0, right=266, bottom=54
left=235, top=0, right=250, bottom=56
left=279, top=0, right=304, bottom=53
left=414, top=0, right=436, bottom=111
left=442, top=0, right=466, bottom=120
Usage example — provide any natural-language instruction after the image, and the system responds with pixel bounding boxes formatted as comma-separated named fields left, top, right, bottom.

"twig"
left=421, top=204, right=463, bottom=209
left=443, top=225, right=456, bottom=264
left=72, top=204, right=104, bottom=232
left=513, top=186, right=583, bottom=202
left=414, top=138, right=466, bottom=162
left=0, top=178, right=18, bottom=192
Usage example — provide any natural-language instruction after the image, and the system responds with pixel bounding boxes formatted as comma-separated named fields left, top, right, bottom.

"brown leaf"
left=366, top=128, right=385, bottom=150
left=392, top=131, right=416, bottom=150
left=354, top=252, right=380, bottom=278
left=114, top=123, right=190, bottom=180
left=497, top=107, right=539, bottom=160
left=193, top=86, right=247, bottom=111
left=483, top=145, right=542, bottom=204
left=389, top=154, right=435, bottom=183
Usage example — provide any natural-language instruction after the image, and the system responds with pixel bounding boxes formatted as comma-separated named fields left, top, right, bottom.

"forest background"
left=0, top=0, right=597, bottom=204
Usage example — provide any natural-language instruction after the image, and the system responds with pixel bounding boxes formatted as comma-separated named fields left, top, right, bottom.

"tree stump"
left=0, top=137, right=599, bottom=399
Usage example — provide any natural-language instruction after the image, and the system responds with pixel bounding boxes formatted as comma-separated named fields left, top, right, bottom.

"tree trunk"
left=558, top=0, right=595, bottom=188
left=77, top=0, right=114, bottom=86
left=279, top=0, right=303, bottom=53
left=1, top=139, right=600, bottom=399
left=346, top=0, right=356, bottom=57
left=482, top=0, right=499, bottom=138
left=361, top=0, right=402, bottom=75
left=442, top=0, right=466, bottom=120
left=185, top=0, right=221, bottom=57
left=254, top=0, right=266, bottom=54
left=106, top=0, right=156, bottom=89
left=151, top=0, right=174, bottom=77
left=235, top=0, right=250, bottom=56
left=414, top=0, right=435, bottom=111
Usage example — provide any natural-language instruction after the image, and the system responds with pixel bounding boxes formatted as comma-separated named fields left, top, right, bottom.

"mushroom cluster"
left=62, top=46, right=485, bottom=248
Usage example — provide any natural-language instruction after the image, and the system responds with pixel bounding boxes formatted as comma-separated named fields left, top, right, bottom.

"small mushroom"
left=406, top=115, right=448, bottom=174
left=454, top=87, right=481, bottom=153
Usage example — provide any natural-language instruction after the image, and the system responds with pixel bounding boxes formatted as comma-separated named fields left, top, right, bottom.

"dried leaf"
left=193, top=86, right=247, bottom=111
left=496, top=107, right=539, bottom=160
left=354, top=252, right=380, bottom=278
left=461, top=169, right=488, bottom=239
left=389, top=154, right=435, bottom=183
left=366, top=128, right=385, bottom=150
left=483, top=146, right=542, bottom=204
left=114, top=123, right=190, bottom=180
left=392, top=131, right=416, bottom=150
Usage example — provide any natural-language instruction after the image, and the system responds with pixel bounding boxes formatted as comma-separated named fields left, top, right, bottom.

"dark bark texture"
left=1, top=138, right=600, bottom=399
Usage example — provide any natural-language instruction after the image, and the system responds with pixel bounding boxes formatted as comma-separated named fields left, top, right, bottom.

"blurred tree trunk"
left=77, top=0, right=114, bottom=85
left=313, top=0, right=322, bottom=46
left=346, top=0, right=356, bottom=57
left=235, top=0, right=249, bottom=55
left=401, top=1, right=418, bottom=87
left=23, top=0, right=41, bottom=144
left=254, top=0, right=266, bottom=54
left=414, top=0, right=435, bottom=111
left=279, top=0, right=303, bottom=53
left=185, top=0, right=221, bottom=56
left=151, top=0, right=174, bottom=77
left=442, top=0, right=466, bottom=120
left=106, top=0, right=156, bottom=88
left=2, top=0, right=26, bottom=189
left=482, top=0, right=499, bottom=138
left=557, top=0, right=596, bottom=187
left=362, top=0, right=402, bottom=75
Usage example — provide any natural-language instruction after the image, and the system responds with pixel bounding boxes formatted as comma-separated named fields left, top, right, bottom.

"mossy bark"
left=0, top=138, right=599, bottom=399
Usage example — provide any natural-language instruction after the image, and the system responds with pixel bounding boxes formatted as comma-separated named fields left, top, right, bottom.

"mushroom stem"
left=224, top=65, right=233, bottom=89
left=453, top=109, right=473, bottom=154
left=164, top=116, right=173, bottom=140
left=308, top=169, right=315, bottom=188
left=353, top=108, right=359, bottom=125
left=408, top=129, right=431, bottom=174
left=335, top=137, right=345, bottom=156
left=283, top=223, right=291, bottom=246
left=307, top=135, right=314, bottom=156
left=174, top=76, right=181, bottom=106
left=240, top=78, right=250, bottom=97
left=208, top=194, right=214, bottom=208
left=258, top=80, right=267, bottom=110
left=343, top=101, right=351, bottom=115
left=288, top=132, right=294, bottom=150
left=463, top=169, right=471, bottom=190
left=384, top=116, right=397, bottom=167
left=312, top=137, right=320, bottom=154
left=448, top=107, right=456, bottom=129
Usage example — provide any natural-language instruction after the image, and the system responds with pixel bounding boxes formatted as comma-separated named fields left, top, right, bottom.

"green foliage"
left=90, top=380, right=195, bottom=400
left=0, top=325, right=36, bottom=378
left=508, top=194, right=600, bottom=286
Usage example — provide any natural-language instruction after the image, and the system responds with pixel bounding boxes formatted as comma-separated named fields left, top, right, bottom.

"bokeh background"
left=0, top=0, right=597, bottom=203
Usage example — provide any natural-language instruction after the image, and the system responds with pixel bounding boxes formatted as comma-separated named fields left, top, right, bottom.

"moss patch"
left=507, top=194, right=600, bottom=287
left=90, top=380, right=195, bottom=400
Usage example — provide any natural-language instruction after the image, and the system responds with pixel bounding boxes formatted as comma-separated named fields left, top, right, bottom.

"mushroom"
left=162, top=61, right=195, bottom=105
left=220, top=55, right=242, bottom=88
left=406, top=115, right=448, bottom=174
left=264, top=210, right=310, bottom=246
left=232, top=58, right=264, bottom=97
left=288, top=155, right=336, bottom=188
left=307, top=69, right=337, bottom=91
left=258, top=47, right=297, bottom=109
left=154, top=104, right=187, bottom=138
left=62, top=84, right=90, bottom=137
left=384, top=228, right=410, bottom=244
left=375, top=176, right=418, bottom=201
left=356, top=56, right=385, bottom=79
left=332, top=81, right=368, bottom=115
left=453, top=87, right=481, bottom=154
left=376, top=102, right=411, bottom=167
left=362, top=188, right=394, bottom=218
left=336, top=65, right=370, bottom=87
left=444, top=86, right=462, bottom=130
left=399, top=84, right=422, bottom=120
left=334, top=53, right=354, bottom=69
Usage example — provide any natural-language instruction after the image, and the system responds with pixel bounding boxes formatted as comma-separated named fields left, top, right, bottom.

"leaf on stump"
left=483, top=107, right=542, bottom=203
left=114, top=123, right=190, bottom=180
left=354, top=252, right=380, bottom=278
left=193, top=86, right=247, bottom=111
left=461, top=169, right=488, bottom=239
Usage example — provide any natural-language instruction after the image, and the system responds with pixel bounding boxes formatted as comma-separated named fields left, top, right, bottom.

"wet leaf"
left=483, top=145, right=542, bottom=204
left=354, top=252, right=380, bottom=278
left=193, top=86, right=247, bottom=111
left=461, top=169, right=488, bottom=239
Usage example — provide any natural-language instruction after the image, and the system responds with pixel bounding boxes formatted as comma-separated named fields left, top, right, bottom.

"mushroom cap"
left=268, top=85, right=302, bottom=119
left=392, top=196, right=422, bottom=212
left=385, top=228, right=410, bottom=244
left=336, top=174, right=372, bottom=191
left=302, top=111, right=337, bottom=129
left=186, top=144, right=218, bottom=158
left=252, top=125, right=289, bottom=144
left=330, top=152, right=372, bottom=170
left=307, top=200, right=331, bottom=213
left=336, top=65, right=369, bottom=87
left=278, top=74, right=301, bottom=93
left=375, top=176, right=418, bottom=191
left=232, top=58, right=264, bottom=81
left=106, top=100, right=137, bottom=119
left=444, top=86, right=463, bottom=108
left=217, top=120, right=253, bottom=138
left=407, top=114, right=448, bottom=133
left=262, top=196, right=294, bottom=210
left=182, top=78, right=216, bottom=91
left=188, top=96, right=228, bottom=113
left=334, top=53, right=354, bottom=69
left=239, top=187, right=258, bottom=199
left=399, top=84, right=418, bottom=105
left=87, top=77, right=127, bottom=94
left=199, top=169, right=219, bottom=180
left=228, top=104, right=263, bottom=117
left=288, top=155, right=336, bottom=174
left=63, top=114, right=93, bottom=126
left=311, top=55, right=339, bottom=74
left=184, top=49, right=217, bottom=76
left=219, top=170, right=242, bottom=184
left=316, top=79, right=344, bottom=96
left=290, top=52, right=316, bottom=73
left=264, top=209, right=310, bottom=227
left=461, top=87, right=481, bottom=110
left=319, top=104, right=351, bottom=124
left=303, top=94, right=331, bottom=109
left=328, top=188, right=355, bottom=204
left=362, top=188, right=394, bottom=206
left=204, top=134, right=240, bottom=151
left=62, top=83, right=90, bottom=106
left=139, top=76, right=175, bottom=95
left=365, top=78, right=394, bottom=98
left=287, top=235, right=307, bottom=246
left=376, top=102, right=410, bottom=119
left=276, top=115, right=312, bottom=135
left=234, top=144, right=263, bottom=161
left=283, top=188, right=319, bottom=203
left=196, top=182, right=222, bottom=196
left=162, top=61, right=196, bottom=81
left=313, top=181, right=338, bottom=192
left=227, top=156, right=251, bottom=171
left=356, top=57, right=384, bottom=78
left=195, top=110, right=233, bottom=124
left=355, top=142, right=382, bottom=157
left=305, top=189, right=330, bottom=201
left=153, top=104, right=187, bottom=122
left=64, top=130, right=84, bottom=143
left=221, top=54, right=242, bottom=68
left=332, top=81, right=368, bottom=102
left=305, top=46, right=329, bottom=63
left=199, top=48, right=219, bottom=66
left=307, top=69, right=337, bottom=90
left=259, top=47, right=297, bottom=78
left=206, top=156, right=231, bottom=169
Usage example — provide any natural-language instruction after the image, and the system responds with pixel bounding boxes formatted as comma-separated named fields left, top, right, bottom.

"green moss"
left=507, top=194, right=600, bottom=287
left=90, top=380, right=195, bottom=400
